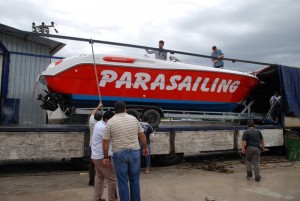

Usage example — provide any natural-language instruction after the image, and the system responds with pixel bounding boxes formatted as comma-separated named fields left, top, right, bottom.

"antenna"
left=32, top=21, right=59, bottom=34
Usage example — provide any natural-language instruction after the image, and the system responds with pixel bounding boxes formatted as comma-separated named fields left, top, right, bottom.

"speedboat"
left=38, top=54, right=260, bottom=112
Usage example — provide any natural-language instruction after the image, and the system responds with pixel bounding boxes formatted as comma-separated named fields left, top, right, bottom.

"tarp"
left=279, top=65, right=300, bottom=117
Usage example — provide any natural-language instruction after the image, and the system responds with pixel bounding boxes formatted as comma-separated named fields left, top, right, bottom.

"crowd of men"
left=89, top=101, right=154, bottom=201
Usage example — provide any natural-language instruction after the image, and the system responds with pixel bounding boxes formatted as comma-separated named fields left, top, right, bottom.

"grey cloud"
left=165, top=0, right=300, bottom=68
left=1, top=0, right=300, bottom=70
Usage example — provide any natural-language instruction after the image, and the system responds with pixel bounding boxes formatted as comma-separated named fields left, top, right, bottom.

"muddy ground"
left=0, top=153, right=299, bottom=201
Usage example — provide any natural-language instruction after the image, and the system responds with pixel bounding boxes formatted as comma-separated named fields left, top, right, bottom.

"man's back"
left=242, top=128, right=263, bottom=148
left=104, top=113, right=142, bottom=152
left=102, top=101, right=149, bottom=201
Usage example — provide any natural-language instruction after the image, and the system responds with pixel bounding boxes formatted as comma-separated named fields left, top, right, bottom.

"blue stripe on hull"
left=72, top=95, right=239, bottom=112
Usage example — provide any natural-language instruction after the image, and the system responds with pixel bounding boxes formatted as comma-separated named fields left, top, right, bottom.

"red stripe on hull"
left=44, top=64, right=259, bottom=103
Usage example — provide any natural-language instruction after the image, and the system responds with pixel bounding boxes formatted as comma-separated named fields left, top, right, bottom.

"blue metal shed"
left=0, top=23, right=65, bottom=124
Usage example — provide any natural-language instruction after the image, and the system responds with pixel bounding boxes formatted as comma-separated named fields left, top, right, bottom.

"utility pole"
left=32, top=22, right=58, bottom=34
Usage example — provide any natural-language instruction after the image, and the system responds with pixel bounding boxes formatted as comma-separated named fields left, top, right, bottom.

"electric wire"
left=0, top=27, right=275, bottom=66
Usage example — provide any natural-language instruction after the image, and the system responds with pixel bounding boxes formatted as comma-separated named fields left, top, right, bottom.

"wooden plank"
left=285, top=117, right=300, bottom=128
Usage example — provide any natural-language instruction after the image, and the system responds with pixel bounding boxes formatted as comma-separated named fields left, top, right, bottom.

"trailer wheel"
left=127, top=109, right=140, bottom=120
left=284, top=131, right=300, bottom=154
left=155, top=153, right=184, bottom=166
left=143, top=109, right=161, bottom=126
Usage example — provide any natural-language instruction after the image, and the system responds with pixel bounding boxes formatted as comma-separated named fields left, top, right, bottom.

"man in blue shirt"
left=140, top=116, right=155, bottom=174
left=211, top=46, right=224, bottom=68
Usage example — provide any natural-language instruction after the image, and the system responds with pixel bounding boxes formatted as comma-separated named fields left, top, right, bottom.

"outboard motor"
left=37, top=90, right=71, bottom=115
left=37, top=91, right=59, bottom=111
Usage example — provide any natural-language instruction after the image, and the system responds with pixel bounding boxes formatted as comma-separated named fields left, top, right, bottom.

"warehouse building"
left=0, top=23, right=65, bottom=124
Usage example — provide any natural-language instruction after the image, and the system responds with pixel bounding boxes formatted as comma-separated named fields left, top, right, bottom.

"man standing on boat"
left=211, top=46, right=224, bottom=68
left=103, top=101, right=149, bottom=201
left=146, top=40, right=168, bottom=60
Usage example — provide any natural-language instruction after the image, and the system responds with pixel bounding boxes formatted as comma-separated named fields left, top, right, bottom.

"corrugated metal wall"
left=0, top=32, right=50, bottom=124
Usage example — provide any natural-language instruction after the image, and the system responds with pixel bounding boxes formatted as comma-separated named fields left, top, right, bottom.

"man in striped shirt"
left=103, top=101, right=149, bottom=201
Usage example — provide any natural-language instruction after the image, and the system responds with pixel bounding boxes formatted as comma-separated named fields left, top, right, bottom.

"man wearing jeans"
left=242, top=120, right=264, bottom=182
left=103, top=101, right=149, bottom=201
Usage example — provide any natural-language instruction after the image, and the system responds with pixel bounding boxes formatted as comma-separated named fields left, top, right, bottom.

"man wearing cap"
left=146, top=40, right=167, bottom=60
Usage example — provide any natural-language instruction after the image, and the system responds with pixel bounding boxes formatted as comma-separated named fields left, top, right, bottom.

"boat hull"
left=41, top=57, right=259, bottom=112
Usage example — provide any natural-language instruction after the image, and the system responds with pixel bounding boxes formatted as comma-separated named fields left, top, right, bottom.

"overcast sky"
left=1, top=0, right=300, bottom=71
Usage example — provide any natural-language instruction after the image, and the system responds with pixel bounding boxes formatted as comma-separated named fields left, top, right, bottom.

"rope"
left=90, top=38, right=103, bottom=112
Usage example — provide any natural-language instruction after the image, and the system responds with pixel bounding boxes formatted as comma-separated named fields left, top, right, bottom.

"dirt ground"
left=0, top=155, right=300, bottom=201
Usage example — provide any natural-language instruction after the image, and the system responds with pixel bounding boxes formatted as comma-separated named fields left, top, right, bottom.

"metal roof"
left=0, top=23, right=65, bottom=55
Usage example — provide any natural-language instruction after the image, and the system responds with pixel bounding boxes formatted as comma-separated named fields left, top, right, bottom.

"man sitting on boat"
left=211, top=46, right=224, bottom=68
left=146, top=40, right=167, bottom=60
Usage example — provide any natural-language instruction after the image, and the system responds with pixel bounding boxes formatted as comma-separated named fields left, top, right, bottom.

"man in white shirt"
left=146, top=40, right=167, bottom=60
left=89, top=102, right=103, bottom=186
left=92, top=111, right=117, bottom=201
left=89, top=102, right=103, bottom=143
left=269, top=91, right=281, bottom=123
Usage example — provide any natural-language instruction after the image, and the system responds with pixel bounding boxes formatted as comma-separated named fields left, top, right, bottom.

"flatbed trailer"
left=0, top=123, right=291, bottom=166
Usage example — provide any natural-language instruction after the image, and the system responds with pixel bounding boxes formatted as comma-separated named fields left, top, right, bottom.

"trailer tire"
left=143, top=109, right=161, bottom=126
left=127, top=109, right=140, bottom=120
left=155, top=153, right=184, bottom=166
left=284, top=131, right=300, bottom=154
